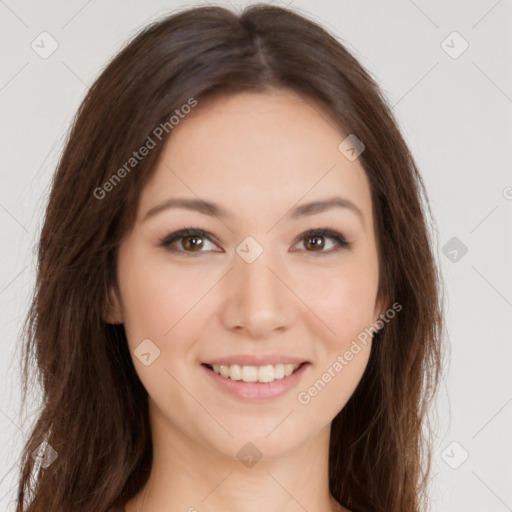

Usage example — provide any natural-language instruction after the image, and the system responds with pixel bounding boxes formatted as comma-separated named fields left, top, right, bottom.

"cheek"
left=292, top=259, right=377, bottom=419
left=297, top=341, right=371, bottom=425
left=295, top=271, right=376, bottom=415
left=117, top=250, right=212, bottom=348
left=291, top=259, right=379, bottom=341
left=116, top=254, right=206, bottom=406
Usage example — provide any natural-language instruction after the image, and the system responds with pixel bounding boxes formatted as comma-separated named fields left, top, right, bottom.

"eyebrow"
left=143, top=196, right=364, bottom=224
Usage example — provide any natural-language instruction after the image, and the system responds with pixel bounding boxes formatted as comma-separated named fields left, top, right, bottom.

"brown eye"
left=295, top=229, right=351, bottom=254
left=181, top=234, right=204, bottom=251
left=303, top=233, right=326, bottom=251
left=160, top=228, right=220, bottom=255
left=161, top=227, right=351, bottom=257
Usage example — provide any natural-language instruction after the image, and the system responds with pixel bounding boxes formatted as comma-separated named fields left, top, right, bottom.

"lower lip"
left=202, top=363, right=310, bottom=401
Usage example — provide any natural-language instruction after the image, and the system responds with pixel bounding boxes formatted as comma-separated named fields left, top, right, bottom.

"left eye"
left=160, top=227, right=351, bottom=255
left=294, top=229, right=351, bottom=253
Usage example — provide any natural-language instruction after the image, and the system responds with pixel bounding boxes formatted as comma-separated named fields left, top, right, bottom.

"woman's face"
left=108, top=90, right=383, bottom=460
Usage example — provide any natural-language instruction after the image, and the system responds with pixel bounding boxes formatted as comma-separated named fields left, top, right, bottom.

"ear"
left=103, top=284, right=123, bottom=325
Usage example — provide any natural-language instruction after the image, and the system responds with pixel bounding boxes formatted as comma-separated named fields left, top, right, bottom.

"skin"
left=106, top=89, right=385, bottom=512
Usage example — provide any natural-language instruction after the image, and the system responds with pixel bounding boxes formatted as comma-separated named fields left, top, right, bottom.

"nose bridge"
left=222, top=239, right=293, bottom=337
left=238, top=248, right=280, bottom=300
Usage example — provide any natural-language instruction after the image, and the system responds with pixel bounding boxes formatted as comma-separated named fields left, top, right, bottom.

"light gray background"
left=1, top=1, right=511, bottom=511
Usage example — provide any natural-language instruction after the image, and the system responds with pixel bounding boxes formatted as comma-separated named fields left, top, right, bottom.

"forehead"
left=137, top=90, right=373, bottom=229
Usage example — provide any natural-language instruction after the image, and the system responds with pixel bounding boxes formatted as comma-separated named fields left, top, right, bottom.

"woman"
left=16, top=4, right=444, bottom=512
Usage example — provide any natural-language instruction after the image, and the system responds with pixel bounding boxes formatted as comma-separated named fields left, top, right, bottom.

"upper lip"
left=202, top=354, right=309, bottom=366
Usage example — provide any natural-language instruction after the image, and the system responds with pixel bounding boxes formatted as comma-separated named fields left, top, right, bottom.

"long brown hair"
left=15, top=4, right=444, bottom=511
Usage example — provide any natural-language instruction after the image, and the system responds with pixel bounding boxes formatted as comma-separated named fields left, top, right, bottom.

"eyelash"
left=159, top=226, right=351, bottom=256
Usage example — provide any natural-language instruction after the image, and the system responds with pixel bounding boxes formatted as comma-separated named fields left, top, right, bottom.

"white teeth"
left=284, top=364, right=295, bottom=377
left=242, top=366, right=258, bottom=382
left=229, top=364, right=242, bottom=380
left=258, top=365, right=274, bottom=383
left=274, top=364, right=285, bottom=379
left=209, top=363, right=302, bottom=382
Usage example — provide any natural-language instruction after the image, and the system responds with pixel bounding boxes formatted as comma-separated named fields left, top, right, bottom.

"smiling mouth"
left=202, top=362, right=307, bottom=383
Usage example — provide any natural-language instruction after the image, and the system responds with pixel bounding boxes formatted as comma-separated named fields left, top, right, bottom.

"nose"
left=220, top=247, right=297, bottom=339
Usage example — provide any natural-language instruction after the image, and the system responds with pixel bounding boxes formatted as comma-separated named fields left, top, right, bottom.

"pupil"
left=185, top=235, right=202, bottom=250
left=307, top=235, right=323, bottom=250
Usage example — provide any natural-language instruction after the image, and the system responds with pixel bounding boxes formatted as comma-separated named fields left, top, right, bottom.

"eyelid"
left=159, top=227, right=221, bottom=255
left=291, top=228, right=351, bottom=253
left=159, top=226, right=352, bottom=255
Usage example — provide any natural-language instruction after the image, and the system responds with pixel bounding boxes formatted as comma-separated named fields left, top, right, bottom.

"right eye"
left=159, top=227, right=221, bottom=255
